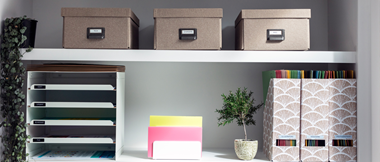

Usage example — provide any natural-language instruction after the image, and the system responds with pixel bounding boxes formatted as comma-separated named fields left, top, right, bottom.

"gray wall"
left=32, top=0, right=328, bottom=50
left=328, top=0, right=357, bottom=51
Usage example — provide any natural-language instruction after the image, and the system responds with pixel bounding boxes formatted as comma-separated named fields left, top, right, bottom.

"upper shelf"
left=21, top=49, right=356, bottom=63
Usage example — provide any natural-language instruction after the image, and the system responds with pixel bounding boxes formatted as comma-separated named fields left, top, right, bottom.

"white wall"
left=357, top=0, right=372, bottom=161
left=32, top=0, right=329, bottom=50
left=370, top=0, right=379, bottom=161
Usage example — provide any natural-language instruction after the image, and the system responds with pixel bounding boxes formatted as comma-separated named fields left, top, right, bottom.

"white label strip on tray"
left=306, top=135, right=324, bottom=139
left=153, top=141, right=201, bottom=160
left=334, top=135, right=353, bottom=139
left=30, top=119, right=115, bottom=126
left=30, top=84, right=115, bottom=90
left=278, top=135, right=296, bottom=139
left=30, top=137, right=114, bottom=144
left=30, top=102, right=115, bottom=108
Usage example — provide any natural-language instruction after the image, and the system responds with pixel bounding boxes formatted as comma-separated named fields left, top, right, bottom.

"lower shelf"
left=28, top=149, right=269, bottom=161
left=119, top=149, right=269, bottom=162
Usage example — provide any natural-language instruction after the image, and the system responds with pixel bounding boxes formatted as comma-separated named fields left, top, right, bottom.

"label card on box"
left=307, top=135, right=324, bottom=139
left=279, top=135, right=296, bottom=139
left=90, top=29, right=102, bottom=33
left=269, top=31, right=282, bottom=35
left=334, top=135, right=352, bottom=139
left=182, top=30, right=195, bottom=34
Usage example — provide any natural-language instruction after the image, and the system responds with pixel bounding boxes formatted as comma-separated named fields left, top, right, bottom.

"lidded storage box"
left=61, top=8, right=139, bottom=49
left=154, top=8, right=223, bottom=50
left=235, top=9, right=311, bottom=50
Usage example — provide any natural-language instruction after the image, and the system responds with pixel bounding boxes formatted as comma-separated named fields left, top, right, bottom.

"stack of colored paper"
left=148, top=116, right=202, bottom=159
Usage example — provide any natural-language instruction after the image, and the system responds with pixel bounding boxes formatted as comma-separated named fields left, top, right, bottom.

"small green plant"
left=0, top=16, right=33, bottom=162
left=216, top=87, right=264, bottom=141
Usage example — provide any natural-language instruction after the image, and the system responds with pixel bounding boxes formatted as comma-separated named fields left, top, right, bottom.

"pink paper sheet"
left=148, top=126, right=202, bottom=157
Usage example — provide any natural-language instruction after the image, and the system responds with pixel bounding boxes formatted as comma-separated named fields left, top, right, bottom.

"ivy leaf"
left=5, top=64, right=9, bottom=68
left=21, top=35, right=27, bottom=44
left=20, top=29, right=26, bottom=34
left=10, top=67, right=16, bottom=73
left=26, top=46, right=32, bottom=52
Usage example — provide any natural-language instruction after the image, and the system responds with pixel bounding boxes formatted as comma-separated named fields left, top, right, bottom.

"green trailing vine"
left=216, top=87, right=264, bottom=141
left=0, top=16, right=33, bottom=162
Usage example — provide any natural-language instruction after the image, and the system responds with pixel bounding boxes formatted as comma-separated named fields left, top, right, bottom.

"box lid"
left=235, top=9, right=311, bottom=26
left=154, top=8, right=223, bottom=18
left=61, top=8, right=139, bottom=26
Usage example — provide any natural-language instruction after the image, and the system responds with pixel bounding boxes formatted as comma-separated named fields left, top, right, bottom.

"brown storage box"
left=154, top=8, right=222, bottom=50
left=235, top=9, right=310, bottom=50
left=62, top=8, right=139, bottom=49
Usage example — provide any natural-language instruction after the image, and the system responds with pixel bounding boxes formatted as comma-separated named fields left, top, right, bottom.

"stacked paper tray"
left=29, top=102, right=116, bottom=108
left=29, top=118, right=115, bottom=126
left=29, top=84, right=115, bottom=91
left=32, top=150, right=115, bottom=160
left=29, top=135, right=115, bottom=144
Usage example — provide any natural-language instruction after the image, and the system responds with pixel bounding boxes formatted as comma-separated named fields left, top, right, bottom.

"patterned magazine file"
left=301, top=79, right=330, bottom=162
left=328, top=79, right=357, bottom=162
left=263, top=79, right=301, bottom=162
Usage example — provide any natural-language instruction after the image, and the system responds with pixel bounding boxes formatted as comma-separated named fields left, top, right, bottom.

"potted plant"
left=0, top=16, right=33, bottom=162
left=216, top=87, right=264, bottom=160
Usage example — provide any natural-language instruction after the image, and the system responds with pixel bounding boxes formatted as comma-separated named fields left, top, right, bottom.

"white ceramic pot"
left=234, top=139, right=258, bottom=160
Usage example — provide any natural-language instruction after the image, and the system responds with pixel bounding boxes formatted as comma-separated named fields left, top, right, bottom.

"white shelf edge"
left=119, top=149, right=269, bottom=162
left=29, top=119, right=115, bottom=126
left=22, top=49, right=357, bottom=63
left=29, top=136, right=115, bottom=144
left=29, top=102, right=116, bottom=108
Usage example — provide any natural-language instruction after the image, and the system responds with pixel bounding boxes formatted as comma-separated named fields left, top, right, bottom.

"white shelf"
left=29, top=136, right=115, bottom=144
left=22, top=49, right=356, bottom=63
left=119, top=149, right=269, bottom=162
left=29, top=119, right=115, bottom=126
left=29, top=84, right=116, bottom=91
left=29, top=102, right=116, bottom=108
